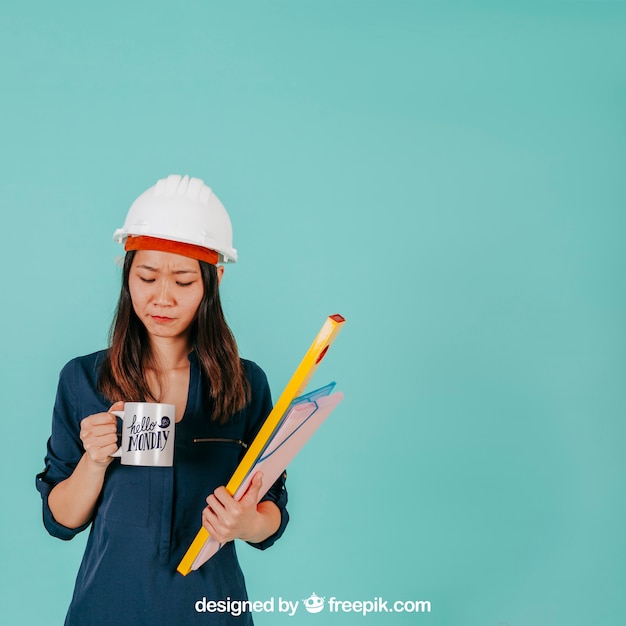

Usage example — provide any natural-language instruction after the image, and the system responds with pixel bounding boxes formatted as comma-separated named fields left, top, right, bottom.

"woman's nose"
left=155, top=279, right=175, bottom=305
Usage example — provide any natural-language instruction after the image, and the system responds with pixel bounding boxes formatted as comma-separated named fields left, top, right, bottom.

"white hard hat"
left=113, top=174, right=238, bottom=263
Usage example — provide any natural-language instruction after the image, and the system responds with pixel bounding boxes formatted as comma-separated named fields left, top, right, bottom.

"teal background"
left=1, top=2, right=625, bottom=624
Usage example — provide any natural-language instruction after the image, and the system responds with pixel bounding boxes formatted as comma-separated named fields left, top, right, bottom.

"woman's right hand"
left=80, top=401, right=124, bottom=466
left=49, top=401, right=125, bottom=529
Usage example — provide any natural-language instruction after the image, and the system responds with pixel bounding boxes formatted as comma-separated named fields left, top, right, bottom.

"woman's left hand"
left=202, top=472, right=279, bottom=544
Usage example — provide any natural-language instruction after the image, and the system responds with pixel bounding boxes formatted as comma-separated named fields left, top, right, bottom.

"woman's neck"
left=148, top=336, right=193, bottom=371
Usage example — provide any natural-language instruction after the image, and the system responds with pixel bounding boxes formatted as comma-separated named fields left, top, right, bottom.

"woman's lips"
left=152, top=315, right=174, bottom=323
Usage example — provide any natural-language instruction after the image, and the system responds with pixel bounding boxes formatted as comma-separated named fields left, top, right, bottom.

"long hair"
left=98, top=250, right=250, bottom=424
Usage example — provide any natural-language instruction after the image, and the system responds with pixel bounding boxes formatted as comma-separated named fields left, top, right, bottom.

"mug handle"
left=109, top=410, right=124, bottom=458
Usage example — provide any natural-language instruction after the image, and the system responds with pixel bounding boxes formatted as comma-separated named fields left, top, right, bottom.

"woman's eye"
left=176, top=281, right=194, bottom=287
left=139, top=277, right=155, bottom=283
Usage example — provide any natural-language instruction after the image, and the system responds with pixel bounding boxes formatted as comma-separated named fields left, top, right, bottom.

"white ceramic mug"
left=110, top=402, right=176, bottom=467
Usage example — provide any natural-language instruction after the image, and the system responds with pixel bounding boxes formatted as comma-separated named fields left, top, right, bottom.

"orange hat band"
left=124, top=235, right=219, bottom=265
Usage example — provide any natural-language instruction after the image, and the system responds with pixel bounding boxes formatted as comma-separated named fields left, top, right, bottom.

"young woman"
left=36, top=175, right=288, bottom=625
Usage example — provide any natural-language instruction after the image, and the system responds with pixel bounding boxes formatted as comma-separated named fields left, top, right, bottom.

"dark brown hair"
left=98, top=250, right=250, bottom=424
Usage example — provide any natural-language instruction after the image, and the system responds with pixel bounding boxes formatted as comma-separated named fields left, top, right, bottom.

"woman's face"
left=128, top=249, right=210, bottom=343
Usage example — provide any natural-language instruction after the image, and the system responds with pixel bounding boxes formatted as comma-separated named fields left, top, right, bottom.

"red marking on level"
left=315, top=345, right=330, bottom=364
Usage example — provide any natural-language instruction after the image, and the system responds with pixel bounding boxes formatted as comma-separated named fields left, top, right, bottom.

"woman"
left=36, top=175, right=288, bottom=625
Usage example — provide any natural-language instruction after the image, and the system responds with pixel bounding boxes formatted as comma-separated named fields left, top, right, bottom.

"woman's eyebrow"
left=172, top=269, right=199, bottom=275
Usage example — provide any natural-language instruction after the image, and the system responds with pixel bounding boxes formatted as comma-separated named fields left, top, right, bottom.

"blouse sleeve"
left=35, top=359, right=91, bottom=540
left=242, top=361, right=290, bottom=551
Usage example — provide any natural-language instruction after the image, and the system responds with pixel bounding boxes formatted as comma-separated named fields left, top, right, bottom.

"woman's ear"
left=216, top=265, right=225, bottom=285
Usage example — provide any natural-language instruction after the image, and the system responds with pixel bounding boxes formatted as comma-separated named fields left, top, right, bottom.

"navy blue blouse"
left=36, top=350, right=288, bottom=626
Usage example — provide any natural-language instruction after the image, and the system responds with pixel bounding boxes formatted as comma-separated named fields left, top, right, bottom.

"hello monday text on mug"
left=110, top=402, right=175, bottom=467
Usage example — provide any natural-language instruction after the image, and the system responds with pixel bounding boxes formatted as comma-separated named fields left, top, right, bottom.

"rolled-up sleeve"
left=36, top=359, right=91, bottom=540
